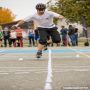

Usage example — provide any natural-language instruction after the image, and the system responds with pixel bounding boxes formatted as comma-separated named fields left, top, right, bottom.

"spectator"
left=28, top=28, right=35, bottom=47
left=15, top=27, right=23, bottom=47
left=10, top=27, right=16, bottom=47
left=74, top=28, right=78, bottom=46
left=68, top=25, right=76, bottom=46
left=0, top=26, right=3, bottom=47
left=3, top=27, right=11, bottom=47
left=34, top=29, right=40, bottom=46
left=60, top=26, right=68, bottom=46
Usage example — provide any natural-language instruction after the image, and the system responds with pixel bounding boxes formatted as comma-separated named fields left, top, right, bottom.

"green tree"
left=0, top=7, right=15, bottom=24
left=49, top=0, right=90, bottom=26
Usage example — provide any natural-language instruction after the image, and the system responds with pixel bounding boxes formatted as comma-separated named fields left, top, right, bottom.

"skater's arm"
left=54, top=13, right=65, bottom=20
left=15, top=20, right=25, bottom=27
left=15, top=16, right=34, bottom=27
left=50, top=11, right=65, bottom=20
left=58, top=15, right=64, bottom=20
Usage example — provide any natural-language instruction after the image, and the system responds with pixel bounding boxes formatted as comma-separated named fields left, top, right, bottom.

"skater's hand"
left=13, top=20, right=24, bottom=28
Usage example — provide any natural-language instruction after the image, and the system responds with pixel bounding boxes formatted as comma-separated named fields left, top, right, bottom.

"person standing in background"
left=15, top=27, right=23, bottom=47
left=3, top=27, right=11, bottom=47
left=74, top=28, right=78, bottom=46
left=28, top=28, right=35, bottom=47
left=34, top=28, right=40, bottom=46
left=68, top=25, right=76, bottom=46
left=0, top=26, right=3, bottom=47
left=60, top=26, right=68, bottom=46
left=10, top=26, right=17, bottom=47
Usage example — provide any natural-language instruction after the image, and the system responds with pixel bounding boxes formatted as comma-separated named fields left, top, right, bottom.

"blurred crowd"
left=0, top=25, right=78, bottom=47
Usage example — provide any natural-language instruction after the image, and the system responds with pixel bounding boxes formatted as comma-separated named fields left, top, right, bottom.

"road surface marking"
left=15, top=72, right=29, bottom=74
left=45, top=49, right=52, bottom=90
left=63, top=86, right=88, bottom=90
left=18, top=58, right=23, bottom=61
left=69, top=47, right=90, bottom=58
left=0, top=73, right=9, bottom=75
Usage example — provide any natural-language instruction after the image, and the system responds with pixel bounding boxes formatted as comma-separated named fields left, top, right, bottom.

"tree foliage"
left=49, top=0, right=90, bottom=26
left=0, top=7, right=15, bottom=24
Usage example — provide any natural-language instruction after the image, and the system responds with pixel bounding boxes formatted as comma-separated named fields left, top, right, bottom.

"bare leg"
left=0, top=41, right=1, bottom=47
left=36, top=39, right=52, bottom=58
left=37, top=43, right=44, bottom=51
left=0, top=41, right=2, bottom=47
left=47, top=39, right=52, bottom=44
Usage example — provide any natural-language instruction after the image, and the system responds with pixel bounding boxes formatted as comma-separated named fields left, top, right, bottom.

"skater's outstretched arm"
left=50, top=11, right=65, bottom=20
left=15, top=15, right=34, bottom=27
left=15, top=20, right=25, bottom=27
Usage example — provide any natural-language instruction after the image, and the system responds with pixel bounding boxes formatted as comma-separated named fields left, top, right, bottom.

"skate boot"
left=36, top=51, right=42, bottom=58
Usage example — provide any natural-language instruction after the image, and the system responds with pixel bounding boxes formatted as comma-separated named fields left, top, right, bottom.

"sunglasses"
left=38, top=9, right=45, bottom=11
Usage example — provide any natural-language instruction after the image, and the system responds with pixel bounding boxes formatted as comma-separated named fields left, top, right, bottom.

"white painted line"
left=18, top=58, right=23, bottom=61
left=0, top=65, right=90, bottom=69
left=76, top=54, right=80, bottom=58
left=15, top=69, right=47, bottom=71
left=74, top=69, right=89, bottom=72
left=54, top=69, right=89, bottom=72
left=63, top=86, right=88, bottom=90
left=46, top=76, right=52, bottom=83
left=0, top=67, right=47, bottom=68
left=45, top=83, right=52, bottom=90
left=0, top=70, right=47, bottom=73
left=53, top=69, right=89, bottom=71
left=69, top=47, right=90, bottom=58
left=53, top=66, right=90, bottom=68
left=0, top=71, right=47, bottom=74
left=48, top=49, right=52, bottom=78
left=0, top=68, right=89, bottom=73
left=0, top=73, right=9, bottom=75
left=15, top=72, right=29, bottom=74
left=44, top=49, right=52, bottom=90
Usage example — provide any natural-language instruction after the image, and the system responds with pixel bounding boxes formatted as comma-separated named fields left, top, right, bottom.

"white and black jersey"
left=24, top=11, right=60, bottom=28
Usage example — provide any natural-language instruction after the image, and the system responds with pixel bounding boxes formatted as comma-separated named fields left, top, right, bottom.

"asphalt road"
left=0, top=47, right=90, bottom=90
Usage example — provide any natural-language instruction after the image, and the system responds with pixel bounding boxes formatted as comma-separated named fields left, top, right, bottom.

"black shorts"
left=38, top=27, right=61, bottom=45
left=0, top=39, right=2, bottom=41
